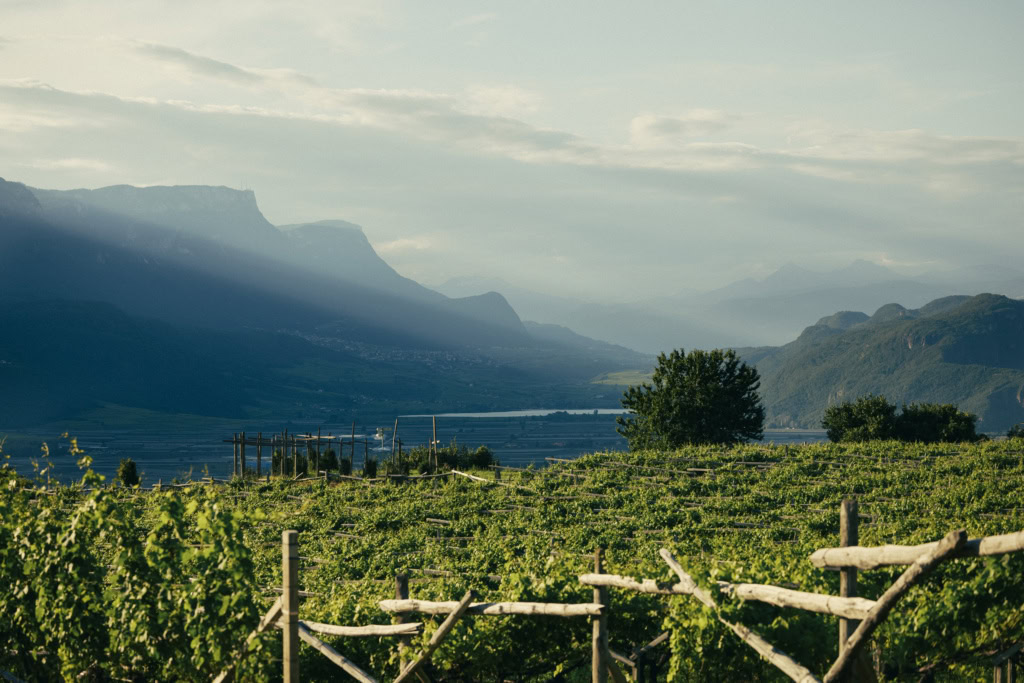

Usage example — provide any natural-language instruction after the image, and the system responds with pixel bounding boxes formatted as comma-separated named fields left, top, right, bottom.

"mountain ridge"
left=747, top=293, right=1024, bottom=431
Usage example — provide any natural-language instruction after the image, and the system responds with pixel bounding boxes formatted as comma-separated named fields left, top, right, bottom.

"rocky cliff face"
left=30, top=184, right=282, bottom=247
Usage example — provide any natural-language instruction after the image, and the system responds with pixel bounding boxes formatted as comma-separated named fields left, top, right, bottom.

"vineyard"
left=2, top=438, right=1024, bottom=681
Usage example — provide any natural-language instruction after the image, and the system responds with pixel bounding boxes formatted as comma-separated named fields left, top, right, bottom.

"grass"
left=590, top=369, right=651, bottom=386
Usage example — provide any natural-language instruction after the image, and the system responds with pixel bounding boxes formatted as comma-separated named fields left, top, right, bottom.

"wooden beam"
left=579, top=572, right=873, bottom=619
left=823, top=529, right=968, bottom=683
left=395, top=590, right=475, bottom=683
left=300, top=620, right=422, bottom=637
left=810, top=529, right=1024, bottom=570
left=379, top=599, right=602, bottom=617
left=298, top=623, right=377, bottom=683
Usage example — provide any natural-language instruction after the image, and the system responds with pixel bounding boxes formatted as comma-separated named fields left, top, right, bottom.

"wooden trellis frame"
left=217, top=505, right=1023, bottom=682
left=579, top=501, right=1024, bottom=683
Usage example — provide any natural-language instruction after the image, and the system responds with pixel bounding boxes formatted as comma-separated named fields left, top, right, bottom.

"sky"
left=1, top=0, right=1022, bottom=299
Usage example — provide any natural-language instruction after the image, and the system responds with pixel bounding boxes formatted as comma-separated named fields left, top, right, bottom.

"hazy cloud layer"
left=1, top=2, right=1022, bottom=297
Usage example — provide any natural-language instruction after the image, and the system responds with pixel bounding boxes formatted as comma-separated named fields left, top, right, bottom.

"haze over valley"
left=2, top=1, right=1023, bottom=467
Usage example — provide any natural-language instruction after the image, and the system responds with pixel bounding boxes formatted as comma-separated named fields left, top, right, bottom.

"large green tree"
left=616, top=348, right=765, bottom=449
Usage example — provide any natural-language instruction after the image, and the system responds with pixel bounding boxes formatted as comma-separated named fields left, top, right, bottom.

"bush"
left=1008, top=423, right=1024, bottom=439
left=320, top=448, right=339, bottom=472
left=362, top=458, right=377, bottom=479
left=338, top=457, right=352, bottom=476
left=822, top=395, right=898, bottom=442
left=468, top=445, right=495, bottom=469
left=897, top=403, right=979, bottom=443
left=405, top=441, right=494, bottom=471
left=823, top=395, right=980, bottom=443
left=117, top=458, right=139, bottom=487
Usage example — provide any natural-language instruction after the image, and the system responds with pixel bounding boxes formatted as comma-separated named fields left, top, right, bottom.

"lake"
left=3, top=409, right=828, bottom=485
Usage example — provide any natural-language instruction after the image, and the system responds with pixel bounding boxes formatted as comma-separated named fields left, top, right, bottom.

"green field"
left=2, top=440, right=1023, bottom=681
left=592, top=369, right=652, bottom=386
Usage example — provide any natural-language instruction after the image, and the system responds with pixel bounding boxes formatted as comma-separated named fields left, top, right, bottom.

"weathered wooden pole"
left=350, top=421, right=356, bottom=470
left=392, top=418, right=399, bottom=462
left=232, top=433, right=238, bottom=477
left=394, top=573, right=410, bottom=667
left=315, top=427, right=321, bottom=474
left=292, top=436, right=298, bottom=478
left=282, top=530, right=299, bottom=682
left=839, top=499, right=859, bottom=662
left=593, top=548, right=609, bottom=683
left=432, top=415, right=438, bottom=468
left=256, top=432, right=262, bottom=478
left=240, top=431, right=246, bottom=477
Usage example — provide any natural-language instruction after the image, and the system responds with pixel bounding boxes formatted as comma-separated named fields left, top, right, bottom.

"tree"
left=822, top=395, right=898, bottom=442
left=117, top=458, right=140, bottom=487
left=897, top=402, right=978, bottom=443
left=1008, top=423, right=1024, bottom=439
left=616, top=348, right=764, bottom=449
left=822, top=395, right=980, bottom=443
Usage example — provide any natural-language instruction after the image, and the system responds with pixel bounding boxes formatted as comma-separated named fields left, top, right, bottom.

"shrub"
left=468, top=445, right=495, bottom=469
left=823, top=395, right=980, bottom=443
left=362, top=458, right=377, bottom=479
left=117, top=458, right=140, bottom=487
left=822, top=395, right=897, bottom=442
left=897, top=403, right=979, bottom=443
left=1008, top=423, right=1024, bottom=439
left=320, top=448, right=339, bottom=472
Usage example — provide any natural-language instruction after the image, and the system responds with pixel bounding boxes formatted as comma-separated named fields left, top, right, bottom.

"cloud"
left=463, top=85, right=542, bottom=119
left=450, top=13, right=497, bottom=29
left=28, top=157, right=114, bottom=171
left=786, top=126, right=1024, bottom=165
left=375, top=236, right=434, bottom=252
left=630, top=110, right=736, bottom=147
left=131, top=41, right=317, bottom=87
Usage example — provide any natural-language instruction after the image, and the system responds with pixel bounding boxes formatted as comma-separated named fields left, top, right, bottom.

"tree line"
left=618, top=348, right=1023, bottom=447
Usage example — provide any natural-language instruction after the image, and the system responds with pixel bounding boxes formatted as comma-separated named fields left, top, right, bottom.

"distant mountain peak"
left=0, top=177, right=43, bottom=217
left=29, top=182, right=279, bottom=245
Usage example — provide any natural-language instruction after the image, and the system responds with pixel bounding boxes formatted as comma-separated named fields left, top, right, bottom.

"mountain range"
left=744, top=293, right=1024, bottom=432
left=438, top=261, right=1024, bottom=353
left=0, top=177, right=648, bottom=427
left=3, top=176, right=1022, bottom=434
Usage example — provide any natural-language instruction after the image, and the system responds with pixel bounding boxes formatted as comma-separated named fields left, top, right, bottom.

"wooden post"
left=316, top=427, right=321, bottom=474
left=593, top=548, right=609, bottom=683
left=232, top=433, right=238, bottom=477
left=839, top=499, right=859, bottom=663
left=995, top=659, right=1016, bottom=683
left=432, top=415, right=438, bottom=468
left=282, top=530, right=299, bottom=682
left=256, top=432, right=262, bottom=478
left=292, top=436, right=298, bottom=478
left=351, top=422, right=356, bottom=471
left=494, top=466, right=501, bottom=481
left=394, top=573, right=410, bottom=667
left=240, top=431, right=246, bottom=477
left=392, top=418, right=399, bottom=462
